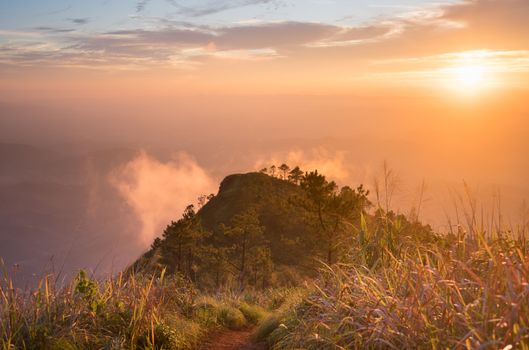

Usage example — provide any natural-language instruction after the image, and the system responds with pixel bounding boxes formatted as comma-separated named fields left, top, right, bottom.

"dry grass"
left=266, top=213, right=529, bottom=349
left=0, top=265, right=257, bottom=349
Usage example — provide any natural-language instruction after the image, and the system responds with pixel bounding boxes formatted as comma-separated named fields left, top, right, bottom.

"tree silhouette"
left=279, top=164, right=290, bottom=180
left=161, top=205, right=208, bottom=280
left=270, top=165, right=277, bottom=177
left=288, top=166, right=304, bottom=185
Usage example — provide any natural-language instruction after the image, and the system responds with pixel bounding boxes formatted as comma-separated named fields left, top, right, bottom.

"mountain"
left=198, top=172, right=316, bottom=267
left=132, top=171, right=325, bottom=288
left=134, top=169, right=438, bottom=291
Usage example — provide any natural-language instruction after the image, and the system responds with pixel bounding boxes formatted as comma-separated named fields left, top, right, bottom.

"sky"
left=2, top=0, right=529, bottom=95
left=1, top=0, right=529, bottom=275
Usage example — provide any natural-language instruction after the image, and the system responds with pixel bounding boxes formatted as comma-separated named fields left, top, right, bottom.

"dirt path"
left=199, top=328, right=267, bottom=350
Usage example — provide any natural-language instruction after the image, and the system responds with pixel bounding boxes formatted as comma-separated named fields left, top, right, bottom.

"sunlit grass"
left=264, top=212, right=529, bottom=349
left=0, top=265, right=278, bottom=349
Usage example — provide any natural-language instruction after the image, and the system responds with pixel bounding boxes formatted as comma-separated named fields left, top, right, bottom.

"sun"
left=440, top=51, right=495, bottom=95
left=442, top=63, right=491, bottom=95
left=450, top=65, right=487, bottom=89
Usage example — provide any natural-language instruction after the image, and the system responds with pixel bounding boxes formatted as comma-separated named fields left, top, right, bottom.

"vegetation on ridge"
left=1, top=165, right=528, bottom=349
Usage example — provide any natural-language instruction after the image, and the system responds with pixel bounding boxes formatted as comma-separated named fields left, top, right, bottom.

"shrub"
left=238, top=303, right=267, bottom=324
left=253, top=315, right=280, bottom=342
left=217, top=306, right=247, bottom=330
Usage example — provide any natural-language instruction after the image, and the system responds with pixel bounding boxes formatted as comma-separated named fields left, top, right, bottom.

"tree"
left=288, top=166, right=304, bottom=185
left=199, top=244, right=230, bottom=288
left=248, top=246, right=273, bottom=288
left=222, top=208, right=267, bottom=290
left=300, top=171, right=371, bottom=265
left=279, top=163, right=290, bottom=180
left=270, top=165, right=277, bottom=177
left=197, top=193, right=215, bottom=208
left=161, top=205, right=209, bottom=281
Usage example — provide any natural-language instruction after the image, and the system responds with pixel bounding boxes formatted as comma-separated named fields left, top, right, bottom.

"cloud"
left=136, top=0, right=151, bottom=12
left=217, top=21, right=339, bottom=50
left=373, top=49, right=529, bottom=75
left=0, top=21, right=338, bottom=69
left=109, top=151, right=215, bottom=245
left=41, top=5, right=72, bottom=16
left=137, top=0, right=282, bottom=16
left=2, top=0, right=529, bottom=73
left=98, top=21, right=339, bottom=50
left=34, top=27, right=75, bottom=33
left=68, top=18, right=90, bottom=25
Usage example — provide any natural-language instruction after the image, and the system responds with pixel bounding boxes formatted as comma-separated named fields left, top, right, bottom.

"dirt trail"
left=199, top=328, right=267, bottom=350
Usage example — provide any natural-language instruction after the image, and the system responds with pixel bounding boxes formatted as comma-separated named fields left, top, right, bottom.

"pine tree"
left=222, top=208, right=267, bottom=290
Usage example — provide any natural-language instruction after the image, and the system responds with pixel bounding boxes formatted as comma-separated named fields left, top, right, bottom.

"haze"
left=1, top=0, right=528, bottom=283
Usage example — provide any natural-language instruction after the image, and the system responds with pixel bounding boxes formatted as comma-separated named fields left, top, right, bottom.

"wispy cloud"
left=1, top=0, right=529, bottom=74
left=136, top=0, right=282, bottom=16
left=0, top=21, right=337, bottom=69
left=370, top=49, right=529, bottom=86
left=136, top=0, right=151, bottom=13
left=41, top=4, right=72, bottom=16
left=68, top=18, right=90, bottom=25
left=34, top=27, right=76, bottom=33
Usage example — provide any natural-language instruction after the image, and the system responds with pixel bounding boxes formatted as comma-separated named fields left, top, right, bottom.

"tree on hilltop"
left=300, top=171, right=371, bottom=265
left=279, top=163, right=290, bottom=180
left=222, top=208, right=269, bottom=290
left=288, top=166, right=304, bottom=184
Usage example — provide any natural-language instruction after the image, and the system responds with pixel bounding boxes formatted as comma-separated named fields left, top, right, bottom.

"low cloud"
left=109, top=151, right=215, bottom=245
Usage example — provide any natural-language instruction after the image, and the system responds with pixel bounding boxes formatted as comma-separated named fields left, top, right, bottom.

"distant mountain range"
left=0, top=142, right=143, bottom=285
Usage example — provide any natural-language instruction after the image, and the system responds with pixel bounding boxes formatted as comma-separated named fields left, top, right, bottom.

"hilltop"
left=134, top=167, right=429, bottom=291
left=1, top=166, right=528, bottom=349
left=198, top=172, right=315, bottom=267
left=133, top=171, right=324, bottom=287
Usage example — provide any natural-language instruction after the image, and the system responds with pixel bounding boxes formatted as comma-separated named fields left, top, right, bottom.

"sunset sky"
left=1, top=0, right=528, bottom=270
left=1, top=0, right=529, bottom=95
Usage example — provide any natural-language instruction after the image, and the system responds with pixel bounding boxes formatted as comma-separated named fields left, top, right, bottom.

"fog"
left=1, top=91, right=528, bottom=282
left=110, top=151, right=215, bottom=245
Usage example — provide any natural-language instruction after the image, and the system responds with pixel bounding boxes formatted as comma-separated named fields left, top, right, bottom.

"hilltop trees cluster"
left=140, top=164, right=435, bottom=291
left=260, top=164, right=303, bottom=184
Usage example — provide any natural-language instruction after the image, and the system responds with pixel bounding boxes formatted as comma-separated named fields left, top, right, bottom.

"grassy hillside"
left=1, top=168, right=528, bottom=349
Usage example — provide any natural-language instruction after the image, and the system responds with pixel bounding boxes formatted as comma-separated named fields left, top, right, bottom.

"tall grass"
left=266, top=210, right=529, bottom=349
left=0, top=263, right=282, bottom=349
left=0, top=264, right=252, bottom=349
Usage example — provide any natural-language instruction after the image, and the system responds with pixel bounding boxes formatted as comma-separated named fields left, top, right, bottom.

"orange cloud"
left=109, top=151, right=215, bottom=245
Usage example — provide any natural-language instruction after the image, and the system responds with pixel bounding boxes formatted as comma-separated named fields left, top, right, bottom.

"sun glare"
left=440, top=51, right=494, bottom=95
left=450, top=65, right=486, bottom=89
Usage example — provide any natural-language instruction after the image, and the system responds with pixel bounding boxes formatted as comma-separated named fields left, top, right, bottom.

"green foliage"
left=217, top=306, right=247, bottom=330
left=0, top=267, right=209, bottom=350
left=160, top=205, right=209, bottom=281
left=238, top=303, right=267, bottom=324
left=138, top=323, right=179, bottom=350
left=74, top=270, right=97, bottom=299
left=253, top=315, right=280, bottom=342
left=222, top=208, right=271, bottom=290
left=298, top=170, right=372, bottom=265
